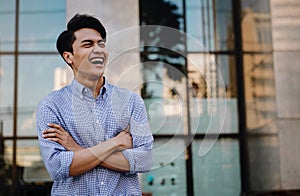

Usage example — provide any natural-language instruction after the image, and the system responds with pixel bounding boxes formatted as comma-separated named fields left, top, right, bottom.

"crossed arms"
left=42, top=123, right=133, bottom=176
left=36, top=97, right=153, bottom=180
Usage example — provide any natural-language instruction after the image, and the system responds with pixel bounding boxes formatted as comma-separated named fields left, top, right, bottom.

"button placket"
left=93, top=100, right=105, bottom=143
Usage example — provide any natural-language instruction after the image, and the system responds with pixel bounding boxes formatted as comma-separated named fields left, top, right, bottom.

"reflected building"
left=242, top=8, right=276, bottom=132
left=0, top=0, right=300, bottom=195
left=53, top=67, right=73, bottom=91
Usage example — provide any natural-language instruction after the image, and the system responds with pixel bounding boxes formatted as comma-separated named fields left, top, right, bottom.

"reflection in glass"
left=215, top=0, right=234, bottom=51
left=19, top=0, right=65, bottom=51
left=2, top=140, right=51, bottom=184
left=17, top=140, right=51, bottom=182
left=186, top=0, right=234, bottom=52
left=242, top=0, right=272, bottom=52
left=0, top=140, right=12, bottom=192
left=193, top=139, right=241, bottom=195
left=17, top=55, right=72, bottom=136
left=244, top=54, right=277, bottom=133
left=241, top=0, right=276, bottom=133
left=140, top=0, right=183, bottom=30
left=0, top=0, right=15, bottom=51
left=188, top=54, right=238, bottom=134
left=141, top=139, right=186, bottom=195
left=140, top=0, right=187, bottom=135
left=0, top=56, right=14, bottom=136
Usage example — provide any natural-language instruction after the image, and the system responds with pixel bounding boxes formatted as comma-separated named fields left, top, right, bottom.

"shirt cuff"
left=56, top=151, right=74, bottom=179
left=121, top=149, right=136, bottom=175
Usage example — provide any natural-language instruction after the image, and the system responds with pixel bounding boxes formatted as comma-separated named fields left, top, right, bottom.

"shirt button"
left=93, top=102, right=96, bottom=106
left=101, top=182, right=104, bottom=185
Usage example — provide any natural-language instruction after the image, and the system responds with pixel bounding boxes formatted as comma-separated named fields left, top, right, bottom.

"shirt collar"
left=100, top=77, right=107, bottom=96
left=71, top=77, right=108, bottom=99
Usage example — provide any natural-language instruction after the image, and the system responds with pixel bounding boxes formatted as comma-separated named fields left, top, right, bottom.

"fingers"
left=121, top=128, right=133, bottom=149
left=47, top=123, right=65, bottom=134
left=120, top=126, right=131, bottom=137
left=42, top=123, right=67, bottom=140
left=42, top=129, right=62, bottom=140
left=117, top=130, right=131, bottom=138
left=124, top=125, right=130, bottom=133
left=113, top=128, right=133, bottom=150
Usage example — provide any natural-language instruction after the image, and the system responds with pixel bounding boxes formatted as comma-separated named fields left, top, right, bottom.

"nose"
left=93, top=45, right=101, bottom=53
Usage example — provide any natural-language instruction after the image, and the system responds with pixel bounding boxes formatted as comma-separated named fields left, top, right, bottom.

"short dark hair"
left=56, top=14, right=106, bottom=66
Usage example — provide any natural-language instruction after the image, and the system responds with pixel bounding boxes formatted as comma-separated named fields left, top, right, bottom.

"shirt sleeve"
left=121, top=94, right=154, bottom=174
left=36, top=100, right=74, bottom=181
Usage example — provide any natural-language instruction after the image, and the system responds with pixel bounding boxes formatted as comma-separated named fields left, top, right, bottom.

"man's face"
left=66, top=28, right=108, bottom=80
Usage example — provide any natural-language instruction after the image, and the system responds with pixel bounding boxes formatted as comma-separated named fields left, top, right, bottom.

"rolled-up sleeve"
left=36, top=101, right=74, bottom=181
left=122, top=140, right=153, bottom=173
left=121, top=94, right=154, bottom=174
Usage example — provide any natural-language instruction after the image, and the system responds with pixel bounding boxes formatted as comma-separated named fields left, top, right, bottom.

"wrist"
left=110, top=139, right=121, bottom=151
left=72, top=145, right=85, bottom=151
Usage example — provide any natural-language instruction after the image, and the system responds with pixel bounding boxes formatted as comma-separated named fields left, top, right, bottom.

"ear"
left=63, top=51, right=73, bottom=65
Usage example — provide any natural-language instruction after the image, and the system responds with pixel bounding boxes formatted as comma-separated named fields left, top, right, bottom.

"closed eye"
left=98, top=42, right=106, bottom=48
left=82, top=44, right=91, bottom=48
left=81, top=40, right=94, bottom=48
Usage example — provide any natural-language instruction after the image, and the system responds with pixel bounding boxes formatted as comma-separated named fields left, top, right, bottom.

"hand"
left=42, top=123, right=84, bottom=151
left=111, top=126, right=132, bottom=150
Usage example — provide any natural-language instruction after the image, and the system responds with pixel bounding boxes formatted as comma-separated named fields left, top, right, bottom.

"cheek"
left=75, top=53, right=90, bottom=67
left=104, top=50, right=109, bottom=60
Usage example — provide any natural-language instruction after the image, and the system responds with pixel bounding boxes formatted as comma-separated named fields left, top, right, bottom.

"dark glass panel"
left=141, top=138, right=187, bottom=195
left=193, top=139, right=241, bottom=195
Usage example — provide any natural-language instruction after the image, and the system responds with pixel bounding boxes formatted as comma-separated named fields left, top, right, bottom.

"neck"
left=75, top=75, right=104, bottom=98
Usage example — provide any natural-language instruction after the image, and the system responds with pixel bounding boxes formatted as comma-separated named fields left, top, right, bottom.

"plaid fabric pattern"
left=36, top=78, right=153, bottom=196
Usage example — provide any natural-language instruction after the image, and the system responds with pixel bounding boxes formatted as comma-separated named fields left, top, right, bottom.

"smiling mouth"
left=90, top=57, right=105, bottom=65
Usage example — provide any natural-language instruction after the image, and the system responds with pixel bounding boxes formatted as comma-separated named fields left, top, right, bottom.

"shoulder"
left=37, top=85, right=70, bottom=110
left=108, top=84, right=145, bottom=108
left=110, top=84, right=142, bottom=101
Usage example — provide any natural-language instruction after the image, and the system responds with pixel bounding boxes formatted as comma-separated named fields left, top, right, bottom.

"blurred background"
left=0, top=0, right=299, bottom=195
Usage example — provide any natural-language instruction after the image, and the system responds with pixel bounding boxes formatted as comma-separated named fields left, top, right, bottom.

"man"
left=36, top=14, right=153, bottom=195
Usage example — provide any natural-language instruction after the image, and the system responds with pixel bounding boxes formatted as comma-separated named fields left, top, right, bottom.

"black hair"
left=56, top=14, right=106, bottom=67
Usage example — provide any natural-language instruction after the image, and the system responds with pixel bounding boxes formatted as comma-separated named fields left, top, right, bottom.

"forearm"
left=70, top=139, right=118, bottom=176
left=42, top=123, right=132, bottom=176
left=100, top=151, right=130, bottom=172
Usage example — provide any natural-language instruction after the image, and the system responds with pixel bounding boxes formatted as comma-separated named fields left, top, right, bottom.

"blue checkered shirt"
left=36, top=78, right=153, bottom=196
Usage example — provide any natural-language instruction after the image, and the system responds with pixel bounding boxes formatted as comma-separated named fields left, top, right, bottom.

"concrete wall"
left=271, top=0, right=300, bottom=190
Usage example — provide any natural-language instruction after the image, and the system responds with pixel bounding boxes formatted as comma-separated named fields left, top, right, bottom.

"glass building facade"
left=0, top=0, right=299, bottom=195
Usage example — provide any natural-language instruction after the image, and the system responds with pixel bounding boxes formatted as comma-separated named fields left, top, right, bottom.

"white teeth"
left=91, top=58, right=104, bottom=64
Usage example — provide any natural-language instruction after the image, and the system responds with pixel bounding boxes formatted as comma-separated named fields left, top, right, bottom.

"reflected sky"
left=0, top=0, right=66, bottom=136
left=19, top=0, right=66, bottom=51
left=0, top=0, right=16, bottom=51
left=0, top=0, right=66, bottom=52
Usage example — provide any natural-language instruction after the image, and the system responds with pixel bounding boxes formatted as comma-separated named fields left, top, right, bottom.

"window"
left=139, top=0, right=240, bottom=195
left=0, top=0, right=66, bottom=194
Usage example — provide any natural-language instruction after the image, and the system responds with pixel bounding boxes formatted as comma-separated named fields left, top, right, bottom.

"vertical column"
left=12, top=0, right=19, bottom=195
left=271, top=0, right=300, bottom=190
left=232, top=0, right=251, bottom=194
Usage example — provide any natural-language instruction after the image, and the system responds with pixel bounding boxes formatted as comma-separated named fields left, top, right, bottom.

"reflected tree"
left=140, top=0, right=186, bottom=98
left=0, top=122, right=10, bottom=195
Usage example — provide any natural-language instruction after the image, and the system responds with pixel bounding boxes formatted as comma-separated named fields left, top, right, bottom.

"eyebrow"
left=81, top=39, right=105, bottom=44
